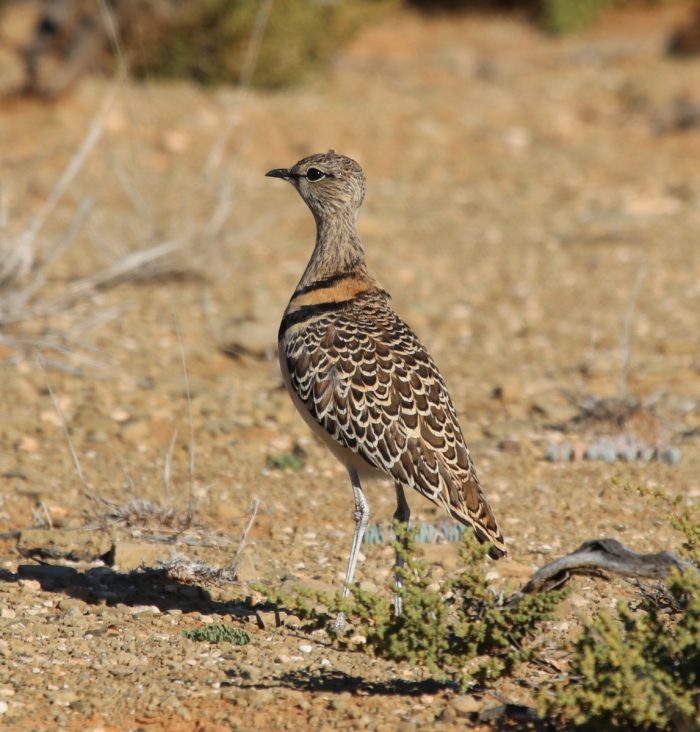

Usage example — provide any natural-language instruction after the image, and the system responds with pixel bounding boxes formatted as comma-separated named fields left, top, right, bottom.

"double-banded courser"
left=268, top=151, right=505, bottom=627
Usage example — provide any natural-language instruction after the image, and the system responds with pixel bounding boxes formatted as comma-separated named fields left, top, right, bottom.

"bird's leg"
left=333, top=468, right=369, bottom=632
left=393, top=484, right=411, bottom=617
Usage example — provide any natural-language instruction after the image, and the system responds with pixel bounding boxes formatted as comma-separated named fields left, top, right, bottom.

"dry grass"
left=0, top=0, right=272, bottom=369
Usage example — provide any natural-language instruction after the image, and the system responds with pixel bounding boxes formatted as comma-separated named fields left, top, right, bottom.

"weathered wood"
left=518, top=538, right=699, bottom=596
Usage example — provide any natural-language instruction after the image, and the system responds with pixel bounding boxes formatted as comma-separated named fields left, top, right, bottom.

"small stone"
left=162, top=129, right=190, bottom=153
left=112, top=541, right=171, bottom=571
left=298, top=643, right=312, bottom=654
left=0, top=609, right=15, bottom=619
left=245, top=591, right=266, bottom=608
left=453, top=694, right=481, bottom=716
left=16, top=435, right=39, bottom=453
left=0, top=700, right=7, bottom=714
left=130, top=605, right=161, bottom=616
left=275, top=654, right=290, bottom=663
left=283, top=613, right=303, bottom=627
left=18, top=579, right=41, bottom=592
left=664, top=447, right=682, bottom=465
left=57, top=598, right=85, bottom=611
left=110, top=408, right=130, bottom=423
left=121, top=421, right=149, bottom=444
left=50, top=690, right=79, bottom=706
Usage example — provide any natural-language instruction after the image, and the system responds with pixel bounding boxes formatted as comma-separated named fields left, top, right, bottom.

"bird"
left=267, top=150, right=506, bottom=628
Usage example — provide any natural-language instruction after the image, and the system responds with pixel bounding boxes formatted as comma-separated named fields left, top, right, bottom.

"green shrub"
left=542, top=487, right=700, bottom=730
left=182, top=624, right=251, bottom=644
left=264, top=524, right=565, bottom=690
left=266, top=445, right=306, bottom=472
left=539, top=0, right=616, bottom=33
left=408, top=1, right=694, bottom=35
left=542, top=569, right=700, bottom=730
left=137, top=0, right=398, bottom=88
left=624, top=481, right=700, bottom=566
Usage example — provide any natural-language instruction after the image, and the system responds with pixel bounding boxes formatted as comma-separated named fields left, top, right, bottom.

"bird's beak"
left=265, top=168, right=291, bottom=180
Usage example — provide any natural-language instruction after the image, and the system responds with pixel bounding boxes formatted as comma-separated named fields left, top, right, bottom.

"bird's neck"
left=297, top=210, right=368, bottom=289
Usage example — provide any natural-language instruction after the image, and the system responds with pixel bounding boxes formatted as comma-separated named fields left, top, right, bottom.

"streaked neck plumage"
left=296, top=206, right=369, bottom=291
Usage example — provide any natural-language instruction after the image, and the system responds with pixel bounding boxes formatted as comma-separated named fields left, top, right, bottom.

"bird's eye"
left=306, top=167, right=325, bottom=182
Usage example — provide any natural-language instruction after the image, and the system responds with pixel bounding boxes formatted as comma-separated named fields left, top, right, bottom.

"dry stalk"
left=228, top=498, right=260, bottom=576
left=162, top=428, right=178, bottom=505
left=38, top=357, right=99, bottom=510
left=202, top=0, right=274, bottom=243
left=619, top=262, right=647, bottom=397
left=205, top=0, right=274, bottom=176
left=18, top=86, right=118, bottom=265
left=175, top=324, right=196, bottom=524
left=68, top=237, right=187, bottom=296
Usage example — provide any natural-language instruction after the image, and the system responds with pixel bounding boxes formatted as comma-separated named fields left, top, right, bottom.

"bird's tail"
left=441, top=463, right=507, bottom=559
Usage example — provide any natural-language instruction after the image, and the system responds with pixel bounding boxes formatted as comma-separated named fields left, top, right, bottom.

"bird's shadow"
left=1, top=565, right=552, bottom=728
left=229, top=667, right=452, bottom=695
left=0, top=563, right=255, bottom=618
left=227, top=669, right=549, bottom=729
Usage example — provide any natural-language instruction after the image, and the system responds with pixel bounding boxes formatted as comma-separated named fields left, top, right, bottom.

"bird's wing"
left=282, top=295, right=506, bottom=558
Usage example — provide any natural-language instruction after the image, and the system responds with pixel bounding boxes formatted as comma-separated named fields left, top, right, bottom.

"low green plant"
left=266, top=445, right=306, bottom=472
left=542, top=569, right=700, bottom=730
left=264, top=524, right=565, bottom=690
left=539, top=0, right=616, bottom=33
left=541, top=485, right=700, bottom=730
left=624, top=481, right=700, bottom=565
left=409, top=1, right=694, bottom=35
left=182, top=624, right=251, bottom=644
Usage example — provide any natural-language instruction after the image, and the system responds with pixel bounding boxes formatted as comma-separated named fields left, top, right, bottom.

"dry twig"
left=517, top=538, right=699, bottom=597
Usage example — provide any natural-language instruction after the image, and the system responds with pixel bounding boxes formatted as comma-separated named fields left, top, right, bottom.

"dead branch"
left=517, top=538, right=699, bottom=596
left=228, top=498, right=260, bottom=577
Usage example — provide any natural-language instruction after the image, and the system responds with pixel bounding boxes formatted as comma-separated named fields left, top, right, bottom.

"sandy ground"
left=0, top=3, right=699, bottom=730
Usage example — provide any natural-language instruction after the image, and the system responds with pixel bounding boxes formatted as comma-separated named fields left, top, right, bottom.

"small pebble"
left=665, top=447, right=682, bottom=465
left=18, top=579, right=41, bottom=592
left=130, top=605, right=161, bottom=616
left=298, top=643, right=312, bottom=654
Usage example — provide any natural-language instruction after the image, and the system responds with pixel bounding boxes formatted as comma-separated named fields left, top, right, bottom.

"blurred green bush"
left=133, top=0, right=681, bottom=88
left=407, top=0, right=694, bottom=34
left=133, top=0, right=398, bottom=88
left=10, top=0, right=696, bottom=94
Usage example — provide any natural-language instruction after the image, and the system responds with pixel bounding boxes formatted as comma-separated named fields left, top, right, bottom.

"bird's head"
left=266, top=150, right=366, bottom=221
